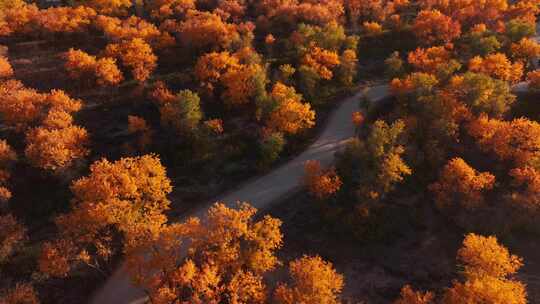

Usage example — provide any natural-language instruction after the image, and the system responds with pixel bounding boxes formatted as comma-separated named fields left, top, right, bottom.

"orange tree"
left=39, top=155, right=172, bottom=277
left=303, top=160, right=342, bottom=200
left=394, top=233, right=527, bottom=304
left=125, top=202, right=282, bottom=303
left=104, top=38, right=157, bottom=84
left=429, top=158, right=495, bottom=211
left=443, top=234, right=527, bottom=304
left=274, top=255, right=344, bottom=304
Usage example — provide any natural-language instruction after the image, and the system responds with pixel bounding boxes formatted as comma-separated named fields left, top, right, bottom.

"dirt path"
left=88, top=85, right=391, bottom=304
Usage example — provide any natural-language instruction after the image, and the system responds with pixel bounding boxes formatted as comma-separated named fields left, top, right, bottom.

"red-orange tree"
left=0, top=283, right=39, bottom=304
left=265, top=82, right=316, bottom=135
left=145, top=0, right=195, bottom=20
left=176, top=10, right=242, bottom=51
left=0, top=56, right=13, bottom=79
left=412, top=10, right=461, bottom=45
left=95, top=15, right=175, bottom=49
left=303, top=160, right=342, bottom=200
left=395, top=233, right=527, bottom=304
left=467, top=114, right=540, bottom=168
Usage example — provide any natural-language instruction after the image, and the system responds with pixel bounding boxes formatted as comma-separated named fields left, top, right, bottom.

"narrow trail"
left=89, top=85, right=391, bottom=304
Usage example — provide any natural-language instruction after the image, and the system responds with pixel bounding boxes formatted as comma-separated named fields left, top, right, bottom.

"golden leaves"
left=412, top=10, right=461, bottom=45
left=274, top=255, right=344, bottom=304
left=104, top=38, right=157, bottom=83
left=429, top=158, right=495, bottom=210
left=265, top=82, right=316, bottom=135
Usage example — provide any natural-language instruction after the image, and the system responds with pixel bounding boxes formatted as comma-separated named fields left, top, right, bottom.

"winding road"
left=88, top=84, right=391, bottom=304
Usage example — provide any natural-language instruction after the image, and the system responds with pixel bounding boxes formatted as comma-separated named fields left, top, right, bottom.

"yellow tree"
left=0, top=80, right=47, bottom=130
left=177, top=10, right=241, bottom=51
left=443, top=233, right=527, bottom=304
left=396, top=233, right=527, bottom=304
left=95, top=15, right=174, bottom=49
left=194, top=51, right=240, bottom=90
left=412, top=10, right=461, bottom=45
left=301, top=46, right=340, bottom=80
left=274, top=255, right=344, bottom=304
left=407, top=46, right=452, bottom=75
left=39, top=155, right=172, bottom=277
left=265, top=82, right=316, bottom=135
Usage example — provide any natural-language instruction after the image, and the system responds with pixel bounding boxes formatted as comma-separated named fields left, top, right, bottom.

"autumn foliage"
left=274, top=255, right=344, bottom=304
left=397, top=233, right=527, bottom=304
left=64, top=49, right=123, bottom=87
left=468, top=53, right=523, bottom=83
left=0, top=56, right=13, bottom=79
left=104, top=38, right=157, bottom=83
left=394, top=285, right=434, bottom=304
left=443, top=234, right=527, bottom=304
left=126, top=202, right=282, bottom=303
left=265, top=82, right=316, bottom=135
left=430, top=158, right=495, bottom=211
left=412, top=10, right=461, bottom=45
left=303, top=160, right=342, bottom=200
left=39, top=155, right=172, bottom=277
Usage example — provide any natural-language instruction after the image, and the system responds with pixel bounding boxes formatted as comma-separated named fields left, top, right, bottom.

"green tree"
left=159, top=90, right=203, bottom=135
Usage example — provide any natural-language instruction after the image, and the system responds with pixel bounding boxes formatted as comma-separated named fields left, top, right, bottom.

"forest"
left=1, top=0, right=540, bottom=303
